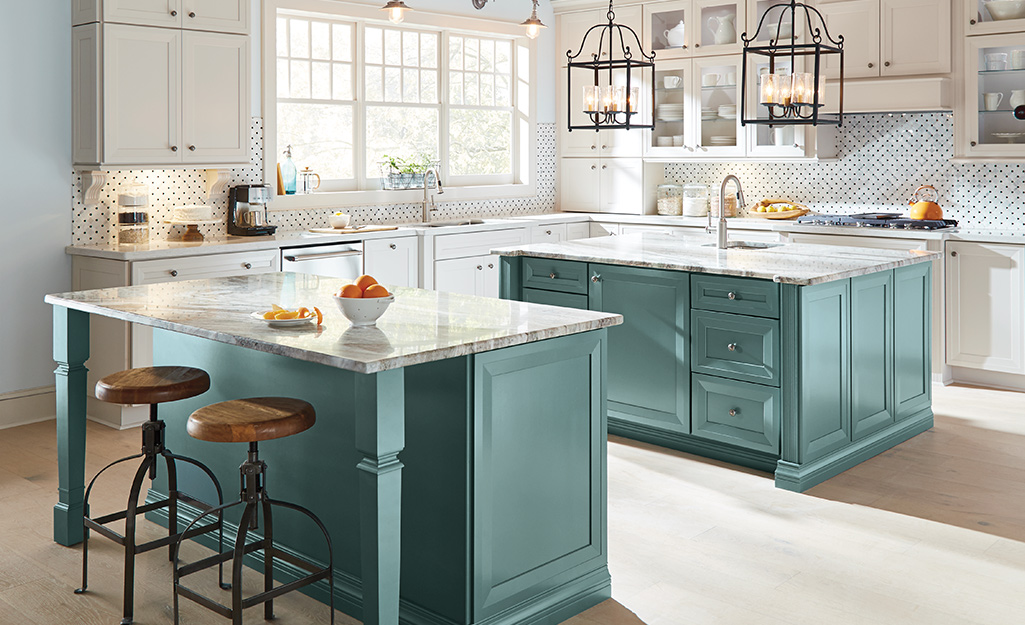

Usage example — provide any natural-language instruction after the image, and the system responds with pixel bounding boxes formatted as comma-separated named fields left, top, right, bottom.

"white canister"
left=681, top=183, right=709, bottom=217
left=1012, top=49, right=1025, bottom=70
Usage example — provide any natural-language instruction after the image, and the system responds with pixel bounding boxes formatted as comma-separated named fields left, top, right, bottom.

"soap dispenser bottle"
left=281, top=145, right=297, bottom=195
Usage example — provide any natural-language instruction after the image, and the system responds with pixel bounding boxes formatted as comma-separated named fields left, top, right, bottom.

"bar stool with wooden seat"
left=173, top=397, right=334, bottom=625
left=76, top=366, right=228, bottom=625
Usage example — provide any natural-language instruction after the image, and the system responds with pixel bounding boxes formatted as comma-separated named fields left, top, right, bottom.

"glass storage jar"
left=681, top=183, right=709, bottom=217
left=117, top=211, right=149, bottom=244
left=656, top=183, right=683, bottom=216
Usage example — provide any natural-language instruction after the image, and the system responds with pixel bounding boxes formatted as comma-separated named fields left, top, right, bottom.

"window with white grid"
left=276, top=15, right=356, bottom=188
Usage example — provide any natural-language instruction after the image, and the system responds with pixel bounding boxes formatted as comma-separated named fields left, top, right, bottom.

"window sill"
left=266, top=182, right=538, bottom=211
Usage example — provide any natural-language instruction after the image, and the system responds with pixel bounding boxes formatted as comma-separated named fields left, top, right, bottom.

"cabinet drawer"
left=691, top=274, right=780, bottom=318
left=692, top=310, right=780, bottom=386
left=530, top=223, right=567, bottom=243
left=433, top=228, right=528, bottom=261
left=522, top=258, right=589, bottom=294
left=522, top=288, right=588, bottom=310
left=131, top=250, right=278, bottom=284
left=691, top=374, right=780, bottom=455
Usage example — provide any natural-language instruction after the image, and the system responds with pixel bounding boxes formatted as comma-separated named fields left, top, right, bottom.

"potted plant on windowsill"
left=380, top=153, right=439, bottom=190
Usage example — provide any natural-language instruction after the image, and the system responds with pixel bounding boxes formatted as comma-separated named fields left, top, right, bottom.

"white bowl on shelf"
left=333, top=294, right=395, bottom=326
left=984, top=0, right=1025, bottom=20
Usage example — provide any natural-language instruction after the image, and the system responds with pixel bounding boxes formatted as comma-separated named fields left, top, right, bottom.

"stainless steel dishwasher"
left=280, top=241, right=363, bottom=279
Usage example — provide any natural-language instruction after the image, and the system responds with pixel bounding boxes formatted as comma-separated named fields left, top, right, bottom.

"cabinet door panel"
left=589, top=264, right=690, bottom=433
left=850, top=271, right=894, bottom=440
left=435, top=256, right=482, bottom=296
left=364, top=237, right=418, bottom=288
left=103, top=24, right=180, bottom=164
left=104, top=0, right=180, bottom=28
left=799, top=279, right=851, bottom=462
left=945, top=241, right=1024, bottom=373
left=560, top=159, right=602, bottom=212
left=482, top=255, right=501, bottom=299
left=182, top=31, right=249, bottom=164
left=881, top=0, right=950, bottom=76
left=599, top=160, right=643, bottom=214
left=894, top=263, right=931, bottom=420
left=819, top=0, right=879, bottom=79
left=182, top=0, right=248, bottom=34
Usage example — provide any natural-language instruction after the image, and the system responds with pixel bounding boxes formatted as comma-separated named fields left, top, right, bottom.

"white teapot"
left=664, top=21, right=686, bottom=48
left=707, top=14, right=737, bottom=45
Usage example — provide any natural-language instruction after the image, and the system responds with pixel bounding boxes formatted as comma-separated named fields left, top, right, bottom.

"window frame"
left=263, top=0, right=537, bottom=209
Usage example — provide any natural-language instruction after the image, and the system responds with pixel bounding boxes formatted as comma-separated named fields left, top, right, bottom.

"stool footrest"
left=85, top=492, right=222, bottom=554
left=177, top=537, right=266, bottom=578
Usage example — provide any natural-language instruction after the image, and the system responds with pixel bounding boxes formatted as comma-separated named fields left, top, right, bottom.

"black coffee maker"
left=228, top=184, right=276, bottom=236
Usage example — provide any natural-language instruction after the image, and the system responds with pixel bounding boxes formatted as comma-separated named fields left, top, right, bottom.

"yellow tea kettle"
left=908, top=185, right=943, bottom=220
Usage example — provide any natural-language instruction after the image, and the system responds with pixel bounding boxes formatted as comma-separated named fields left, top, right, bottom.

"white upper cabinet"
left=818, top=0, right=949, bottom=78
left=181, top=31, right=249, bottom=163
left=73, top=0, right=248, bottom=34
left=643, top=0, right=747, bottom=60
left=965, top=0, right=1025, bottom=35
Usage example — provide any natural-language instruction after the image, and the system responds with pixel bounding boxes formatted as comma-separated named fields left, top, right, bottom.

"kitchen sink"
left=702, top=241, right=784, bottom=250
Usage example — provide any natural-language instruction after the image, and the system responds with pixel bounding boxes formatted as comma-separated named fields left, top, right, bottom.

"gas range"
left=796, top=212, right=958, bottom=231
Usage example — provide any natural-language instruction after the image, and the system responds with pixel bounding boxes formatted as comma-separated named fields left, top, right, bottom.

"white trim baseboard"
left=0, top=386, right=57, bottom=430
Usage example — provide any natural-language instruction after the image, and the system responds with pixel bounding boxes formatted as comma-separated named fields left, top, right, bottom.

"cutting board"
left=308, top=225, right=400, bottom=234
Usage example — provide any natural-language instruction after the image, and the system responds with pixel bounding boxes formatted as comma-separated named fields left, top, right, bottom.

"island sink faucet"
left=707, top=175, right=746, bottom=249
left=422, top=167, right=444, bottom=224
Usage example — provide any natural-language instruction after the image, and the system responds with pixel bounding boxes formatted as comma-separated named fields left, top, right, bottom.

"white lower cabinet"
left=531, top=224, right=567, bottom=243
left=435, top=255, right=500, bottom=298
left=364, top=236, right=418, bottom=288
left=566, top=222, right=591, bottom=240
left=945, top=241, right=1025, bottom=374
left=72, top=249, right=279, bottom=428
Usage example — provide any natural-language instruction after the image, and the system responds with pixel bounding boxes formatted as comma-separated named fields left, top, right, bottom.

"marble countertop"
left=494, top=233, right=941, bottom=285
left=45, top=273, right=622, bottom=374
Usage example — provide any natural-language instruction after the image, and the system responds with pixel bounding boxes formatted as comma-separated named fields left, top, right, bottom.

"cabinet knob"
left=169, top=270, right=178, bottom=277
left=477, top=265, right=483, bottom=270
left=970, top=141, right=977, bottom=147
left=591, top=274, right=601, bottom=283
left=698, top=145, right=708, bottom=152
left=591, top=165, right=597, bottom=170
left=970, top=18, right=977, bottom=25
left=546, top=230, right=552, bottom=235
left=727, top=291, right=737, bottom=300
left=170, top=145, right=178, bottom=152
left=243, top=262, right=251, bottom=269
left=389, top=243, right=397, bottom=249
left=951, top=251, right=958, bottom=257
left=188, top=11, right=196, bottom=18
left=488, top=263, right=494, bottom=269
left=188, top=145, right=196, bottom=151
left=591, top=145, right=597, bottom=150
left=681, top=45, right=688, bottom=49
left=728, top=408, right=738, bottom=417
left=601, top=145, right=607, bottom=149
left=694, top=43, right=699, bottom=48
left=868, top=62, right=874, bottom=68
left=170, top=9, right=177, bottom=16
left=727, top=342, right=737, bottom=352
left=550, top=272, right=557, bottom=279
left=884, top=61, right=891, bottom=67
left=602, top=164, right=608, bottom=170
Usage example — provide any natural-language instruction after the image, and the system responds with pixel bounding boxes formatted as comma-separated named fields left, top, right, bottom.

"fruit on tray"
left=336, top=275, right=391, bottom=299
left=260, top=305, right=323, bottom=324
left=753, top=198, right=804, bottom=213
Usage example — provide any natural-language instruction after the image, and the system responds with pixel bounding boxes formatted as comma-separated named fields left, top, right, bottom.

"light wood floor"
left=1, top=383, right=1022, bottom=625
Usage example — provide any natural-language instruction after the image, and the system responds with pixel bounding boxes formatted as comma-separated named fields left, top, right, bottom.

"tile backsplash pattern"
left=666, top=113, right=1025, bottom=230
left=71, top=121, right=557, bottom=245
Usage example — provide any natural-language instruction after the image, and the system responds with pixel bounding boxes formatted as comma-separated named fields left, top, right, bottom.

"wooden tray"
left=308, top=225, right=399, bottom=234
left=746, top=202, right=809, bottom=220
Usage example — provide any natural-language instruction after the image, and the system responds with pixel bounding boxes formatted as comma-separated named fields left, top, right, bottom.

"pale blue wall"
left=0, top=2, right=72, bottom=395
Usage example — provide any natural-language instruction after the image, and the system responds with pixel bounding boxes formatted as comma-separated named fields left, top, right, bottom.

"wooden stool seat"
left=96, top=366, right=211, bottom=405
left=187, top=397, right=316, bottom=443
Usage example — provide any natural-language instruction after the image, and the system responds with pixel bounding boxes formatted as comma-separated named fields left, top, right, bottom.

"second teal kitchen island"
left=46, top=274, right=621, bottom=625
left=497, top=234, right=940, bottom=492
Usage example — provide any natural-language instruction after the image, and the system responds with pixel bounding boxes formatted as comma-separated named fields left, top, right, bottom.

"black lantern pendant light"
left=566, top=0, right=655, bottom=132
left=741, top=0, right=844, bottom=127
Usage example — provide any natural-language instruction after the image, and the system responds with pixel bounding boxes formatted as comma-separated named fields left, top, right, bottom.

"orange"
left=262, top=311, right=278, bottom=320
left=354, top=274, right=378, bottom=292
left=274, top=311, right=299, bottom=320
left=338, top=284, right=363, bottom=298
left=313, top=306, right=323, bottom=325
left=363, top=284, right=390, bottom=298
left=297, top=307, right=309, bottom=318
left=909, top=201, right=942, bottom=220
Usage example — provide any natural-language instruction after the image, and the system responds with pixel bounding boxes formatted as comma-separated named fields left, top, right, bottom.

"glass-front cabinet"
left=694, top=55, right=744, bottom=156
left=649, top=60, right=690, bottom=155
left=963, top=33, right=1025, bottom=158
left=965, top=0, right=1025, bottom=35
left=643, top=0, right=745, bottom=61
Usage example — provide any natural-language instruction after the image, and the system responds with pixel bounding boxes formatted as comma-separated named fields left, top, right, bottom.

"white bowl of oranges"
left=333, top=275, right=394, bottom=326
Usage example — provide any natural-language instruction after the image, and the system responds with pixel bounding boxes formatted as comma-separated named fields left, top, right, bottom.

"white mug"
left=1011, top=90, right=1025, bottom=109
left=773, top=126, right=789, bottom=147
left=1012, top=49, right=1025, bottom=70
left=984, top=92, right=1004, bottom=111
left=663, top=75, right=682, bottom=89
left=726, top=72, right=737, bottom=85
left=702, top=73, right=721, bottom=87
left=656, top=136, right=673, bottom=146
left=673, top=135, right=685, bottom=146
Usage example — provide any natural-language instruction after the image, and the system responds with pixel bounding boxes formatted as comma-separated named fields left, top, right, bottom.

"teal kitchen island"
left=497, top=234, right=940, bottom=492
left=46, top=274, right=621, bottom=625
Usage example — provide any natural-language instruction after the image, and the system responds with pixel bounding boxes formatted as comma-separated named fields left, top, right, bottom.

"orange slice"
left=274, top=311, right=299, bottom=320
left=313, top=306, right=323, bottom=325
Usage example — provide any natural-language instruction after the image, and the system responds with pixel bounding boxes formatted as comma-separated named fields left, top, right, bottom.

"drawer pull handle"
left=549, top=272, right=557, bottom=279
left=188, top=145, right=196, bottom=152
left=243, top=262, right=251, bottom=269
left=169, top=270, right=178, bottom=277
left=389, top=243, right=397, bottom=249
left=188, top=11, right=196, bottom=18
left=950, top=251, right=957, bottom=257
left=488, top=263, right=494, bottom=269
left=728, top=408, right=738, bottom=417
left=477, top=265, right=483, bottom=271
left=727, top=291, right=737, bottom=300
left=170, top=145, right=178, bottom=152
left=171, top=9, right=177, bottom=16
left=727, top=343, right=737, bottom=352
left=591, top=274, right=601, bottom=283
left=546, top=230, right=552, bottom=235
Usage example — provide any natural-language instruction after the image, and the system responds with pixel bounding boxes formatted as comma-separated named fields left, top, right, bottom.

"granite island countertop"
left=45, top=273, right=622, bottom=373
left=493, top=233, right=941, bottom=286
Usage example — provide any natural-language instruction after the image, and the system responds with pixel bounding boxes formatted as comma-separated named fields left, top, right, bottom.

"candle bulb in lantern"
left=583, top=85, right=600, bottom=113
left=601, top=85, right=616, bottom=112
left=760, top=73, right=777, bottom=105
left=628, top=86, right=640, bottom=112
left=614, top=86, right=626, bottom=112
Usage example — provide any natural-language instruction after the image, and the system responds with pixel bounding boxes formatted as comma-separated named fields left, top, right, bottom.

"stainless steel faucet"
left=422, top=167, right=444, bottom=223
left=707, top=175, right=745, bottom=249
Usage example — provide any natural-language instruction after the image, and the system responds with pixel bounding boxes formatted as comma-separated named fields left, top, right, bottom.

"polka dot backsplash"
left=71, top=121, right=557, bottom=244
left=665, top=112, right=1025, bottom=230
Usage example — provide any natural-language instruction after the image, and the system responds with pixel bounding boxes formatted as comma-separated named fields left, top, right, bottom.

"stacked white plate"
left=709, top=135, right=735, bottom=146
left=656, top=103, right=685, bottom=121
left=701, top=108, right=718, bottom=121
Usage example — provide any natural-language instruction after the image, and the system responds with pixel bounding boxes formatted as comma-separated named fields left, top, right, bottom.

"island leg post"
left=52, top=306, right=90, bottom=546
left=354, top=369, right=405, bottom=625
